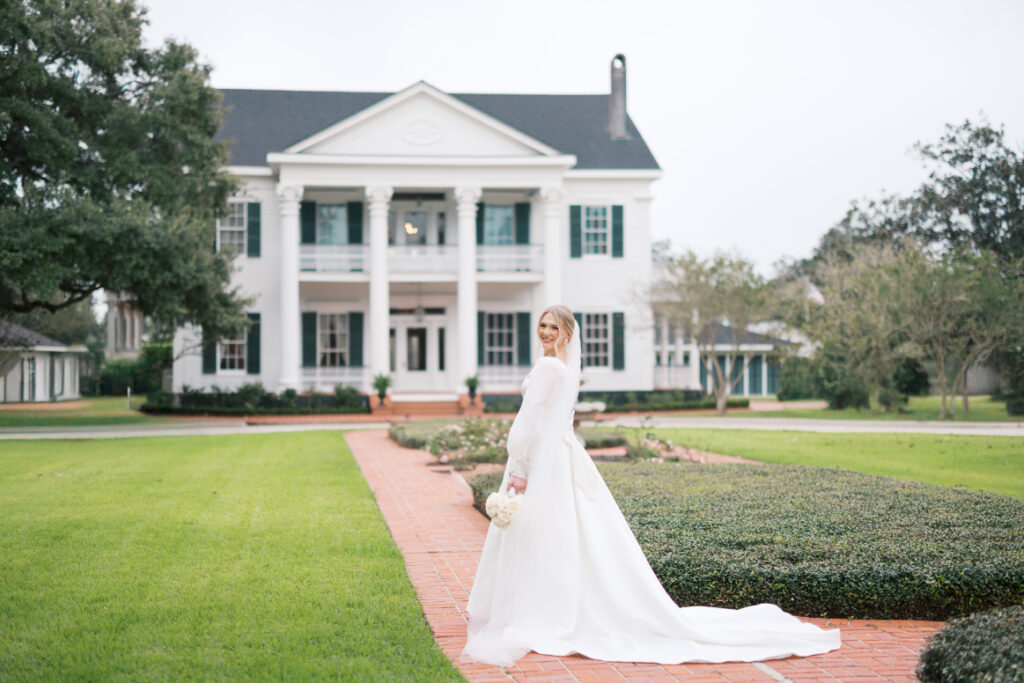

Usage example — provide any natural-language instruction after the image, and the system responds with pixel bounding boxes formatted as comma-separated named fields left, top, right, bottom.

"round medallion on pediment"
left=400, top=120, right=442, bottom=146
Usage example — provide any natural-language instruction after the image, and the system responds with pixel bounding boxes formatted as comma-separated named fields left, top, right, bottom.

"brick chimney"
left=609, top=54, right=629, bottom=140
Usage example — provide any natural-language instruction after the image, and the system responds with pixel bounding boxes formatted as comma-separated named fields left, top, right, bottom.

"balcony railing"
left=300, top=245, right=366, bottom=273
left=298, top=244, right=543, bottom=274
left=301, top=365, right=366, bottom=389
left=390, top=245, right=457, bottom=273
left=477, top=245, right=542, bottom=273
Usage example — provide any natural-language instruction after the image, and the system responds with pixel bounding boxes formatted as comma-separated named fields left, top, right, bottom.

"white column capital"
left=454, top=186, right=482, bottom=208
left=539, top=186, right=564, bottom=207
left=365, top=186, right=394, bottom=210
left=276, top=184, right=304, bottom=216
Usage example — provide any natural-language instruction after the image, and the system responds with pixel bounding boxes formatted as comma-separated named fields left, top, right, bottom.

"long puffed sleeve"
left=505, top=357, right=566, bottom=481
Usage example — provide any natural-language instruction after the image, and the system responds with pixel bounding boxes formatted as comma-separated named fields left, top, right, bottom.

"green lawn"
left=672, top=395, right=1020, bottom=422
left=646, top=427, right=1024, bottom=500
left=0, top=432, right=463, bottom=682
left=0, top=396, right=169, bottom=428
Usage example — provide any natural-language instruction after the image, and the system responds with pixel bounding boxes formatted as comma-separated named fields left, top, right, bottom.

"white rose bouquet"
left=485, top=488, right=523, bottom=529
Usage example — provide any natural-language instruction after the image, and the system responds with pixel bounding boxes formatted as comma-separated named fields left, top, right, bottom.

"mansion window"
left=319, top=313, right=349, bottom=367
left=218, top=202, right=247, bottom=252
left=483, top=206, right=514, bottom=245
left=582, top=313, right=610, bottom=368
left=583, top=206, right=609, bottom=255
left=317, top=204, right=348, bottom=245
left=219, top=338, right=246, bottom=371
left=483, top=313, right=515, bottom=366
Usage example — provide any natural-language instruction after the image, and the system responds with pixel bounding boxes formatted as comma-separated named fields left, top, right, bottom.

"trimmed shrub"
left=917, top=604, right=1024, bottom=682
left=893, top=356, right=930, bottom=397
left=467, top=464, right=1024, bottom=620
left=578, top=427, right=627, bottom=449
left=482, top=392, right=749, bottom=414
left=141, top=385, right=370, bottom=415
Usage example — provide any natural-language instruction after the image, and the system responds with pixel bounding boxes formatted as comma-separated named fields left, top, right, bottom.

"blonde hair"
left=539, top=305, right=576, bottom=347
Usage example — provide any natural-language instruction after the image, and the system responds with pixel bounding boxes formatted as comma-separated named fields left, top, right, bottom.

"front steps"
left=371, top=393, right=484, bottom=419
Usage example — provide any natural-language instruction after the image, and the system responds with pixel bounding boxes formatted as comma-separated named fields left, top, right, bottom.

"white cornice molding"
left=226, top=165, right=274, bottom=177
left=282, top=81, right=563, bottom=157
left=266, top=152, right=577, bottom=168
left=565, top=169, right=663, bottom=180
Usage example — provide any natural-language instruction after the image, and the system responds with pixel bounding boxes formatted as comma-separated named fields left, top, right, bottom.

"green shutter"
left=573, top=311, right=582, bottom=331
left=768, top=361, right=780, bottom=394
left=611, top=204, right=623, bottom=258
left=348, top=312, right=364, bottom=367
left=516, top=312, right=531, bottom=366
left=749, top=356, right=763, bottom=395
left=300, top=201, right=316, bottom=244
left=731, top=355, right=744, bottom=391
left=476, top=203, right=485, bottom=245
left=347, top=202, right=363, bottom=244
left=202, top=333, right=216, bottom=374
left=700, top=357, right=707, bottom=391
left=49, top=355, right=55, bottom=401
left=477, top=311, right=485, bottom=366
left=302, top=312, right=317, bottom=368
left=247, top=202, right=261, bottom=257
left=246, top=313, right=261, bottom=375
left=612, top=312, right=625, bottom=370
left=569, top=205, right=582, bottom=258
left=514, top=203, right=530, bottom=245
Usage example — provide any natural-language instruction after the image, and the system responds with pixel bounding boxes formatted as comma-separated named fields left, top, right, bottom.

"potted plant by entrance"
left=464, top=375, right=480, bottom=405
left=372, top=373, right=392, bottom=407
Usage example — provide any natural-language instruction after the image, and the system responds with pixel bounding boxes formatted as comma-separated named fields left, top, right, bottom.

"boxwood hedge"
left=468, top=463, right=1024, bottom=620
left=917, top=604, right=1024, bottom=682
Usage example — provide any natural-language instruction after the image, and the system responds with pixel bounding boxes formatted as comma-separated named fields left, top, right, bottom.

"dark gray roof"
left=0, top=321, right=66, bottom=349
left=698, top=325, right=793, bottom=347
left=216, top=88, right=660, bottom=170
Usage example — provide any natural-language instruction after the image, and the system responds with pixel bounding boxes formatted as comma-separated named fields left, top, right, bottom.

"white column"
left=366, top=186, right=393, bottom=387
left=136, top=310, right=144, bottom=349
left=455, top=186, right=482, bottom=391
left=690, top=343, right=701, bottom=389
left=106, top=295, right=117, bottom=352
left=540, top=187, right=564, bottom=305
left=276, top=184, right=303, bottom=390
left=761, top=353, right=769, bottom=396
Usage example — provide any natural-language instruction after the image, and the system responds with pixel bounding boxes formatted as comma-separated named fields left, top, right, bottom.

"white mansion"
left=173, top=57, right=780, bottom=399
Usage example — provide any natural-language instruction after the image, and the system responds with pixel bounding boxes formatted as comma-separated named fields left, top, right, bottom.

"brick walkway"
left=345, top=430, right=942, bottom=682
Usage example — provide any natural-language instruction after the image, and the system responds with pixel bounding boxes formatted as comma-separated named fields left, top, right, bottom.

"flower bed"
left=917, top=604, right=1024, bottom=682
left=387, top=420, right=626, bottom=459
left=468, top=463, right=1024, bottom=620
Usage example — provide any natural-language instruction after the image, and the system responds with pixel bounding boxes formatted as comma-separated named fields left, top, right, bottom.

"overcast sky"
left=140, top=0, right=1024, bottom=274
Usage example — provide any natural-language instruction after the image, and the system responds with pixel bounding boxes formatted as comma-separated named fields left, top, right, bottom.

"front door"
left=391, top=316, right=449, bottom=392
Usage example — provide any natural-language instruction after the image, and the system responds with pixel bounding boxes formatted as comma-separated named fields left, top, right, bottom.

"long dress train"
left=462, top=345, right=841, bottom=667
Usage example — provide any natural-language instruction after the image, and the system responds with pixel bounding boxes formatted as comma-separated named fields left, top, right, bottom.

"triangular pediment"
left=285, top=82, right=560, bottom=158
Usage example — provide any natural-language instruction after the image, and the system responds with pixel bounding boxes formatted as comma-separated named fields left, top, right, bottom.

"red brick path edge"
left=345, top=430, right=942, bottom=682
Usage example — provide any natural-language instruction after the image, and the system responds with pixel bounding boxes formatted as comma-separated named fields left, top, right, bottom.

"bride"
left=462, top=305, right=841, bottom=667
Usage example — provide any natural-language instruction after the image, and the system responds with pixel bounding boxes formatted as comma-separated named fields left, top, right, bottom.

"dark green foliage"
left=482, top=390, right=747, bottom=414
left=814, top=344, right=871, bottom=409
left=893, top=356, right=931, bottom=396
left=333, top=384, right=364, bottom=409
left=141, top=385, right=369, bottom=415
left=468, top=464, right=1024, bottom=619
left=0, top=0, right=248, bottom=343
left=917, top=605, right=1024, bottom=682
left=776, top=356, right=818, bottom=400
left=97, top=343, right=171, bottom=395
left=1007, top=396, right=1024, bottom=416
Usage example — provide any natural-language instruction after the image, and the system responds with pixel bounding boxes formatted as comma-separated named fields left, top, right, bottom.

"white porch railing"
left=301, top=366, right=366, bottom=390
left=479, top=364, right=529, bottom=390
left=389, top=245, right=457, bottom=273
left=477, top=245, right=543, bottom=273
left=300, top=245, right=366, bottom=273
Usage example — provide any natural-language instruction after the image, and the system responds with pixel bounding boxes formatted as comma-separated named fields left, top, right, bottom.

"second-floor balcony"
left=299, top=244, right=543, bottom=275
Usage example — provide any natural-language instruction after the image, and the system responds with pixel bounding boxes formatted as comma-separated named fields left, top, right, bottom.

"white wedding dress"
left=462, top=326, right=841, bottom=667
